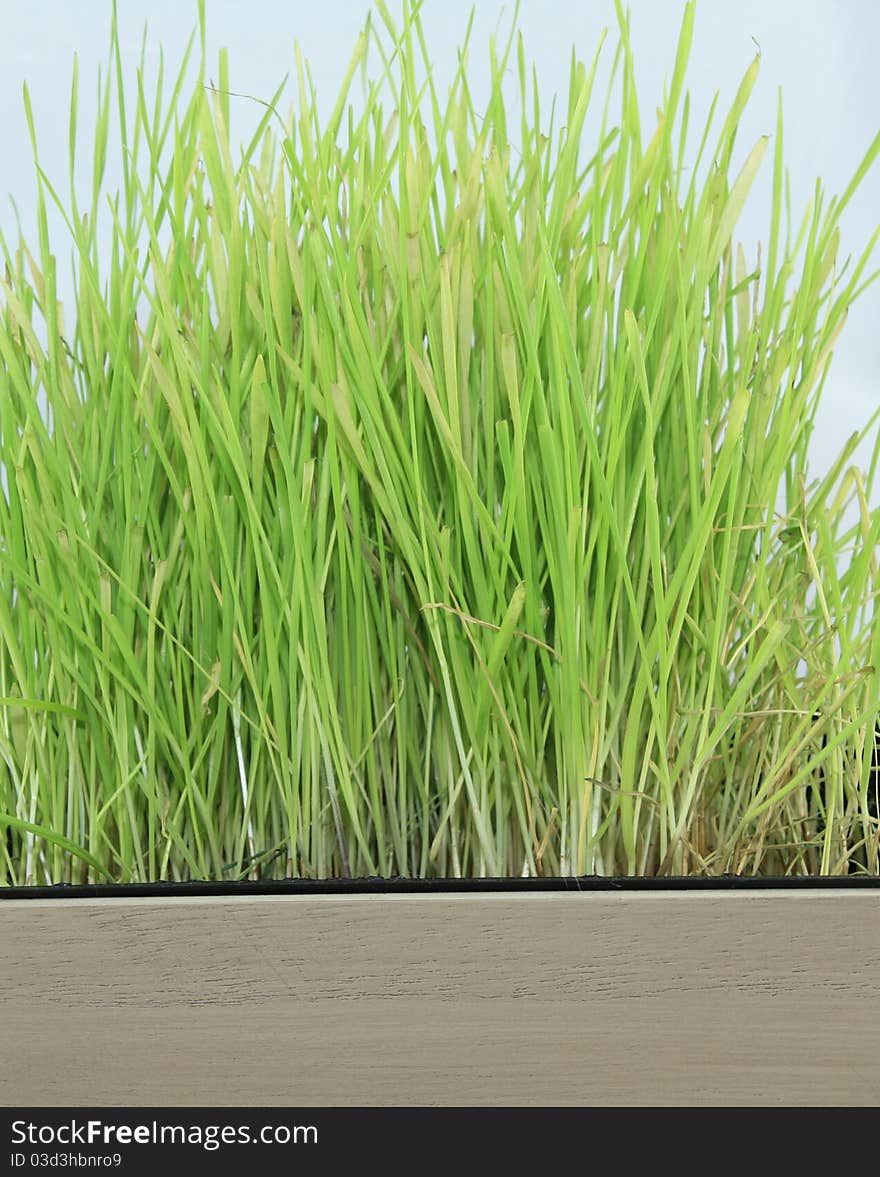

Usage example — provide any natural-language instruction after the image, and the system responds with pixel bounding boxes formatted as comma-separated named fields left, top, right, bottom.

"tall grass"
left=1, top=0, right=879, bottom=884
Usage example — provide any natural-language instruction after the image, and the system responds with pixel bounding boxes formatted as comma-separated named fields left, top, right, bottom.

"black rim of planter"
left=2, top=874, right=880, bottom=898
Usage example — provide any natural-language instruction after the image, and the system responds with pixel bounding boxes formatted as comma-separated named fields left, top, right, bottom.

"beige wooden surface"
left=1, top=891, right=878, bottom=1107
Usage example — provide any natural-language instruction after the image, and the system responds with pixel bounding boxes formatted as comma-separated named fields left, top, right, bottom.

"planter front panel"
left=1, top=891, right=878, bottom=1106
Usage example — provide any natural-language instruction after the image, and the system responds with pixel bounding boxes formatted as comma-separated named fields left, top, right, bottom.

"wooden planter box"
left=2, top=881, right=878, bottom=1107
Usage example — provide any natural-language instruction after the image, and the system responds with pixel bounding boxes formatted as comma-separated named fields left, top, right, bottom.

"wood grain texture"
left=1, top=891, right=878, bottom=1107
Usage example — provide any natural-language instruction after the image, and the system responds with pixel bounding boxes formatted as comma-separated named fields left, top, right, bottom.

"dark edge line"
left=1, top=874, right=879, bottom=899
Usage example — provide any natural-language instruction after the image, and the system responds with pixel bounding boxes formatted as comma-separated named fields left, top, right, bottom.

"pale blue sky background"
left=0, top=0, right=878, bottom=497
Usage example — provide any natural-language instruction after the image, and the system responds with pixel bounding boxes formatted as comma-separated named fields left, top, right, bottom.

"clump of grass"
left=1, top=0, right=879, bottom=885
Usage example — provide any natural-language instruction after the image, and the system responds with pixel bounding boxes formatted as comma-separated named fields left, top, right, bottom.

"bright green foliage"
left=1, top=1, right=879, bottom=883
